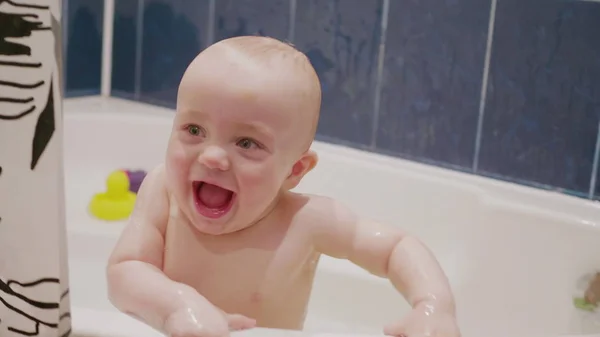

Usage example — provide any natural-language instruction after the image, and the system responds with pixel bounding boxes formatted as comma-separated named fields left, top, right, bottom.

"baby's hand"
left=383, top=303, right=460, bottom=337
left=164, top=305, right=255, bottom=337
left=219, top=308, right=257, bottom=331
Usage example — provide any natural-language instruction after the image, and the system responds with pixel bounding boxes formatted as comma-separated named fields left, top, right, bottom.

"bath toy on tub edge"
left=122, top=169, right=147, bottom=193
left=573, top=297, right=598, bottom=312
left=575, top=271, right=600, bottom=312
left=89, top=170, right=137, bottom=221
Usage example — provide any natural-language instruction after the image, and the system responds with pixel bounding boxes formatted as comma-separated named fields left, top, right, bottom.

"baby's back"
left=162, top=196, right=321, bottom=330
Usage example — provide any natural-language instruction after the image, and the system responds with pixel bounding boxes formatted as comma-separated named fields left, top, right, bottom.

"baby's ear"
left=283, top=150, right=318, bottom=190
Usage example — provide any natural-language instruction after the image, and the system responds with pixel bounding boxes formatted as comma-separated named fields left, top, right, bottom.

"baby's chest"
left=166, top=248, right=280, bottom=289
left=162, top=225, right=318, bottom=305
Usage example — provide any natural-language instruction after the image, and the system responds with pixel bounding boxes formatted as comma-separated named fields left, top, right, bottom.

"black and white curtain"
left=0, top=0, right=71, bottom=336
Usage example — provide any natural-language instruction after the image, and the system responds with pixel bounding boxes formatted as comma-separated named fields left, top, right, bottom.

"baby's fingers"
left=226, top=314, right=256, bottom=331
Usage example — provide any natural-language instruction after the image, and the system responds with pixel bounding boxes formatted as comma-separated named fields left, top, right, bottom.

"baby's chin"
left=185, top=201, right=276, bottom=236
left=190, top=221, right=239, bottom=235
left=189, top=214, right=257, bottom=236
left=182, top=202, right=237, bottom=236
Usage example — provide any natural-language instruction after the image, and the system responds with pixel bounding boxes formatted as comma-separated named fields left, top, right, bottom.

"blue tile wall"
left=377, top=0, right=491, bottom=168
left=139, top=0, right=210, bottom=108
left=478, top=0, right=600, bottom=197
left=214, top=0, right=290, bottom=43
left=63, top=0, right=104, bottom=97
left=111, top=0, right=210, bottom=107
left=109, top=0, right=600, bottom=201
left=294, top=0, right=383, bottom=148
left=111, top=0, right=138, bottom=99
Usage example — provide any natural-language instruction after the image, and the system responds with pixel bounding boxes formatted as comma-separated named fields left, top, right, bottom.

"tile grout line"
left=588, top=120, right=600, bottom=199
left=101, top=0, right=115, bottom=97
left=472, top=0, right=497, bottom=172
left=207, top=0, right=215, bottom=46
left=370, top=0, right=390, bottom=149
left=288, top=0, right=296, bottom=43
left=133, top=0, right=145, bottom=100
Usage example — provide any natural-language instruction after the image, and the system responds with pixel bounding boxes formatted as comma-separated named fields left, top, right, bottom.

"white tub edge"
left=71, top=306, right=600, bottom=337
left=71, top=307, right=383, bottom=337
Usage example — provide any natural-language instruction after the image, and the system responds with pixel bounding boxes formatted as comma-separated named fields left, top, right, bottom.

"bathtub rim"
left=70, top=306, right=600, bottom=337
left=71, top=306, right=386, bottom=337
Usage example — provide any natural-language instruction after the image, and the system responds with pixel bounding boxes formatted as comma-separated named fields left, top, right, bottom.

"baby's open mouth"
left=193, top=181, right=235, bottom=219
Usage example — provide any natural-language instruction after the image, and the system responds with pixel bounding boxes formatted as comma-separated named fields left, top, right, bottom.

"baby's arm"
left=106, top=165, right=222, bottom=334
left=310, top=197, right=456, bottom=315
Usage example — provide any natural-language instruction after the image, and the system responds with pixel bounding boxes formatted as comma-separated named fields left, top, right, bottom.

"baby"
left=106, top=36, right=461, bottom=337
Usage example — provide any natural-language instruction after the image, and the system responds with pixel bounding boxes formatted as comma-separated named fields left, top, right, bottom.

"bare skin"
left=106, top=36, right=460, bottom=337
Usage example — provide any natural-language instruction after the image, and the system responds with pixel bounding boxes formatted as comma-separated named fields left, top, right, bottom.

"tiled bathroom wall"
left=62, top=0, right=104, bottom=97
left=65, top=0, right=600, bottom=201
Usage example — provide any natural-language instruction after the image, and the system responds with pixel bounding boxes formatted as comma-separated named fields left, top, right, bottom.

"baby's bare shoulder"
left=108, top=164, right=170, bottom=266
left=286, top=193, right=353, bottom=233
left=121, top=164, right=170, bottom=233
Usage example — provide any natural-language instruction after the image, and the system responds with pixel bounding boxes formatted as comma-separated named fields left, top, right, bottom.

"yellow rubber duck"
left=89, top=170, right=136, bottom=221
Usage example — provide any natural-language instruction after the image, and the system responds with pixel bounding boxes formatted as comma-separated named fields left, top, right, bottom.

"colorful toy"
left=89, top=170, right=137, bottom=221
left=574, top=297, right=598, bottom=312
left=123, top=169, right=147, bottom=193
left=574, top=272, right=600, bottom=312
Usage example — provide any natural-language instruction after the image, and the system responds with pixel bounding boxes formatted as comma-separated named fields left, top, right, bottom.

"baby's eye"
left=186, top=124, right=202, bottom=136
left=237, top=138, right=258, bottom=150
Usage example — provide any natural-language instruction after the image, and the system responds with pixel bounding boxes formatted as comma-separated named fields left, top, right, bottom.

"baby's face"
left=165, top=49, right=317, bottom=235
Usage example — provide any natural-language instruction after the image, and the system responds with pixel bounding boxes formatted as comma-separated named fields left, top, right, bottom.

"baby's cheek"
left=167, top=146, right=193, bottom=170
left=242, top=163, right=279, bottom=186
left=165, top=150, right=192, bottom=188
left=241, top=167, right=281, bottom=198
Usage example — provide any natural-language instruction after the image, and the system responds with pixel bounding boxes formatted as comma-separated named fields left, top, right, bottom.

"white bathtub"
left=63, top=96, right=600, bottom=337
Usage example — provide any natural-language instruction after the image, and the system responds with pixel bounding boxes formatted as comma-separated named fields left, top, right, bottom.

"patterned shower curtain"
left=0, top=0, right=71, bottom=336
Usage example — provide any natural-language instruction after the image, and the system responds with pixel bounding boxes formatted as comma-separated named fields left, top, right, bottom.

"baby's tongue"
left=198, top=183, right=232, bottom=208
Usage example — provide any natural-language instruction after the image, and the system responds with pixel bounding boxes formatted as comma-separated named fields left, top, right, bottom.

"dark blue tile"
left=214, top=0, right=290, bottom=43
left=111, top=0, right=138, bottom=97
left=479, top=0, right=600, bottom=194
left=65, top=0, right=103, bottom=97
left=294, top=0, right=383, bottom=147
left=140, top=0, right=210, bottom=108
left=376, top=0, right=491, bottom=168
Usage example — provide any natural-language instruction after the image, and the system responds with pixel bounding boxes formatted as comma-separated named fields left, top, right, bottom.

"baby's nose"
left=198, top=145, right=230, bottom=171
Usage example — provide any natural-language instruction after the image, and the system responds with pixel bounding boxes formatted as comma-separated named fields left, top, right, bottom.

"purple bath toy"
left=123, top=169, right=147, bottom=193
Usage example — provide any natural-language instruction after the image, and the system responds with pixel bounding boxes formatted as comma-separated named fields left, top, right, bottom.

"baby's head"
left=165, top=36, right=321, bottom=235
